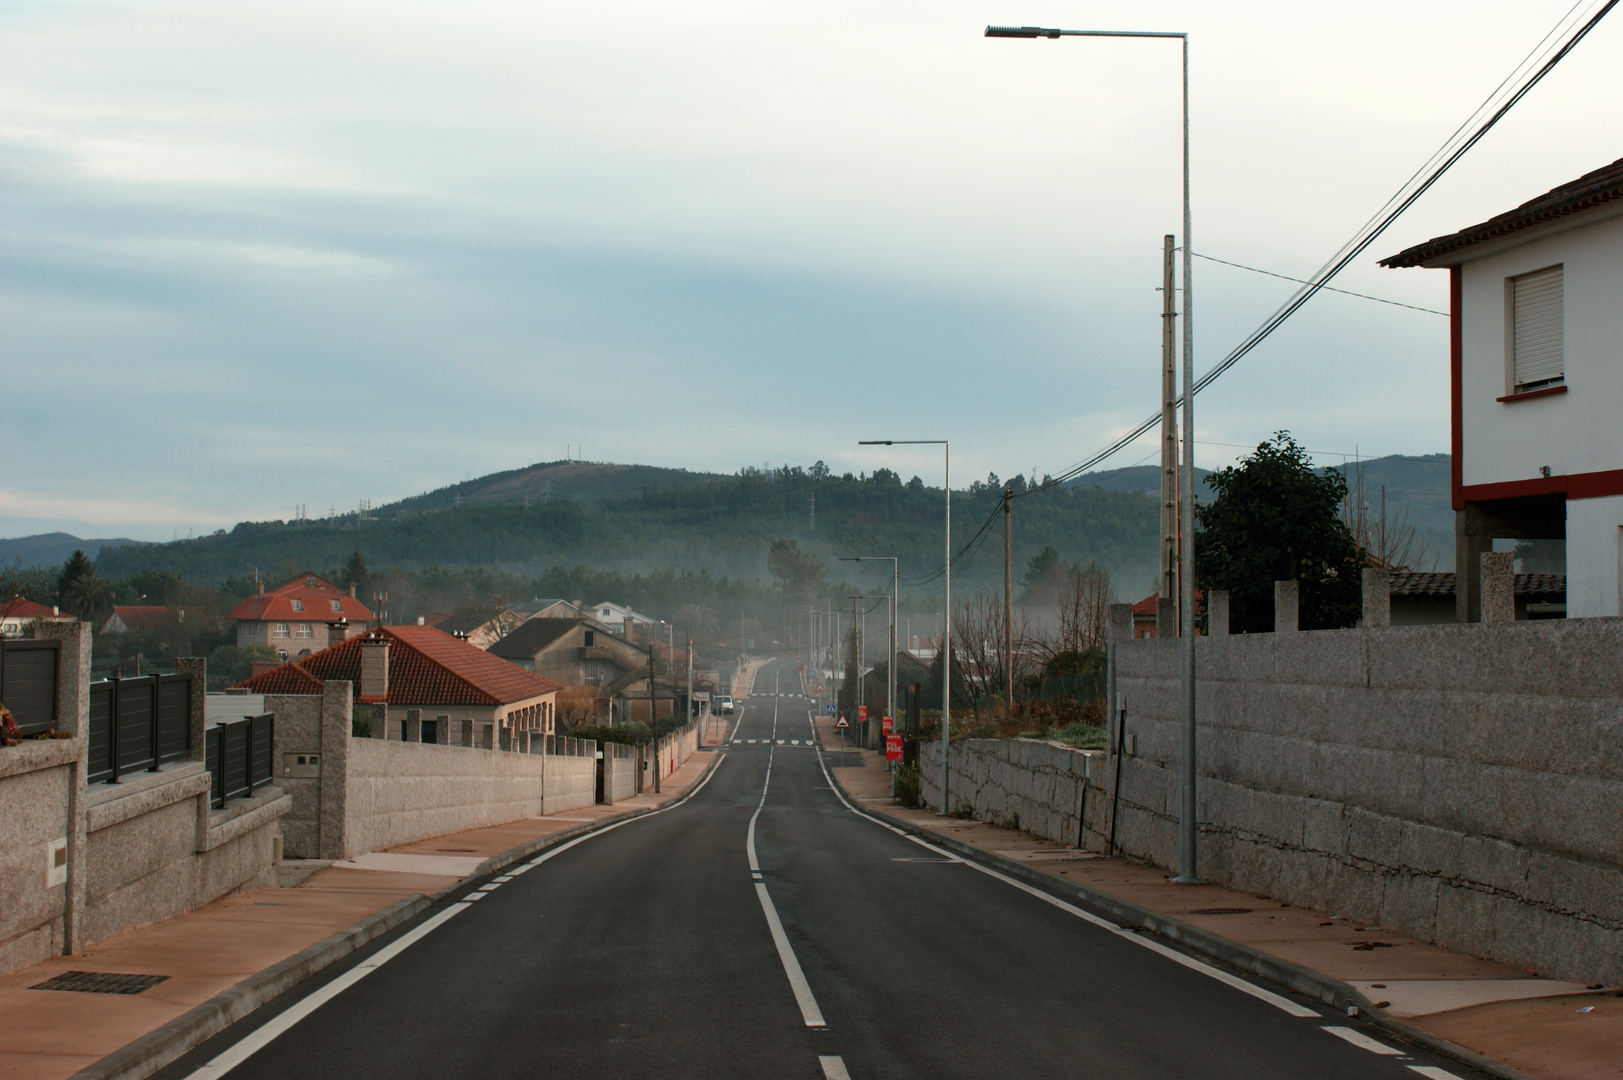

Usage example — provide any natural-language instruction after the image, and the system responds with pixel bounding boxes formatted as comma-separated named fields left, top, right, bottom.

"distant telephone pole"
left=1003, top=485, right=1014, bottom=712
left=1160, top=233, right=1180, bottom=624
left=648, top=643, right=660, bottom=794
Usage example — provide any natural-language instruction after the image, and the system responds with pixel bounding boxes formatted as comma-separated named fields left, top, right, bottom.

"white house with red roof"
left=0, top=598, right=73, bottom=638
left=1383, top=156, right=1623, bottom=619
left=232, top=624, right=560, bottom=746
left=227, top=573, right=373, bottom=657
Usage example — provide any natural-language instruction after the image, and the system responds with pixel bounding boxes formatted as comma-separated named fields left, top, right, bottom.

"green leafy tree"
left=765, top=538, right=826, bottom=603
left=1195, top=432, right=1364, bottom=633
left=56, top=550, right=95, bottom=602
left=343, top=550, right=371, bottom=596
left=59, top=573, right=111, bottom=621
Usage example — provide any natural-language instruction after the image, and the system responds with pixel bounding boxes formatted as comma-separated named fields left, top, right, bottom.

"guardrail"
left=87, top=673, right=193, bottom=784
left=205, top=713, right=274, bottom=809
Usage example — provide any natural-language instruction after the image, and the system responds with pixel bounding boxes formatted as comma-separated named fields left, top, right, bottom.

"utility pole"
left=648, top=643, right=660, bottom=795
left=1160, top=233, right=1179, bottom=622
left=685, top=626, right=693, bottom=738
left=851, top=595, right=861, bottom=741
left=1003, top=484, right=1014, bottom=713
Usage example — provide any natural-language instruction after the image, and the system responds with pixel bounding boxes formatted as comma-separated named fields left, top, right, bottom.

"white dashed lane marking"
left=1322, top=1027, right=1401, bottom=1055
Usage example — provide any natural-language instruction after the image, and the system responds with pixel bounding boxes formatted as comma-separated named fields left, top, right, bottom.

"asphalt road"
left=154, top=658, right=1491, bottom=1080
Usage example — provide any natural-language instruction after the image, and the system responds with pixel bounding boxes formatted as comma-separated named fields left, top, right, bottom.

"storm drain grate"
left=32, top=971, right=169, bottom=995
left=1188, top=908, right=1252, bottom=916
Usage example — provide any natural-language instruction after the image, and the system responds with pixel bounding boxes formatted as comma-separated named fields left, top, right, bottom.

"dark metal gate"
left=0, top=638, right=60, bottom=736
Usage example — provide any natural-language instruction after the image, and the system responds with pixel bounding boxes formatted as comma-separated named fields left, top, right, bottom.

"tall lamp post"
left=861, top=439, right=950, bottom=815
left=986, top=23, right=1198, bottom=883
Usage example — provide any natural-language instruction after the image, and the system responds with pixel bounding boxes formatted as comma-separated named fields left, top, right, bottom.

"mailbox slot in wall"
left=284, top=752, right=321, bottom=778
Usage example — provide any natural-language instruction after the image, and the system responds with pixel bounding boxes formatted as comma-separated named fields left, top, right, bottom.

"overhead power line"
left=1003, top=0, right=1616, bottom=507
left=1191, top=252, right=1446, bottom=316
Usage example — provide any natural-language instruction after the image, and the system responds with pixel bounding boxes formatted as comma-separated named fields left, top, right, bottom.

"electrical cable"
left=1000, top=0, right=1616, bottom=507
left=1191, top=252, right=1446, bottom=315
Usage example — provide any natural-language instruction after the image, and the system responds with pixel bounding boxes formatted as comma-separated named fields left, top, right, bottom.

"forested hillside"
left=94, top=464, right=1161, bottom=596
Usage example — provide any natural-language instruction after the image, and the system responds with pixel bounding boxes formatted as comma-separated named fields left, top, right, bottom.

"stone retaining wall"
left=919, top=739, right=1102, bottom=844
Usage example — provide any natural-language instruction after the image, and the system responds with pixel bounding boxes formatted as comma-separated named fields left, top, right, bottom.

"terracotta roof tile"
left=1382, top=157, right=1623, bottom=267
left=232, top=625, right=560, bottom=705
left=227, top=575, right=373, bottom=624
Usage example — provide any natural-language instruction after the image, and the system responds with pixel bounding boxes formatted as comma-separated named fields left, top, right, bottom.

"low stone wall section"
left=602, top=742, right=636, bottom=803
left=542, top=735, right=598, bottom=815
left=919, top=739, right=1102, bottom=845
left=343, top=737, right=550, bottom=860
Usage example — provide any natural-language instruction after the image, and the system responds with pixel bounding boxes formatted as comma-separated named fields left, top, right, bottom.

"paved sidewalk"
left=0, top=747, right=721, bottom=1080
left=825, top=739, right=1621, bottom=1080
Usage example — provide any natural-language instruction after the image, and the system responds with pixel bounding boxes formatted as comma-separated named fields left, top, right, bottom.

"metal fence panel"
left=208, top=714, right=273, bottom=809
left=115, top=675, right=156, bottom=775
left=88, top=682, right=114, bottom=783
left=0, top=639, right=59, bottom=736
left=156, top=675, right=190, bottom=764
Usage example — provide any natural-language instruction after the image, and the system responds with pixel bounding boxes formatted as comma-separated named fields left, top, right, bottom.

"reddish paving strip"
left=0, top=748, right=721, bottom=1080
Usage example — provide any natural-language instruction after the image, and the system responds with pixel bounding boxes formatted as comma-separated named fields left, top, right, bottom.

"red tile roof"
left=1382, top=157, right=1623, bottom=268
left=232, top=625, right=560, bottom=706
left=0, top=598, right=67, bottom=620
left=227, top=575, right=373, bottom=624
left=107, top=605, right=198, bottom=633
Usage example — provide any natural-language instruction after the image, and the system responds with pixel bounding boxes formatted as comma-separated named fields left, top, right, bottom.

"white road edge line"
left=807, top=709, right=1319, bottom=1021
left=1408, top=1067, right=1465, bottom=1080
left=748, top=663, right=828, bottom=1028
left=178, top=902, right=473, bottom=1080
left=179, top=724, right=732, bottom=1080
left=819, top=1054, right=852, bottom=1079
left=1323, top=1026, right=1402, bottom=1055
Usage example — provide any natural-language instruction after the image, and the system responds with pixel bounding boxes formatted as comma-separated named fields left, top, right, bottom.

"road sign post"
left=835, top=714, right=849, bottom=755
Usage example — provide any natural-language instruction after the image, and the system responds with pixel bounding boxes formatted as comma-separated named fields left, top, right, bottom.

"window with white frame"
left=290, top=599, right=304, bottom=612
left=330, top=600, right=342, bottom=612
left=273, top=623, right=289, bottom=638
left=1510, top=265, right=1564, bottom=392
left=295, top=623, right=312, bottom=638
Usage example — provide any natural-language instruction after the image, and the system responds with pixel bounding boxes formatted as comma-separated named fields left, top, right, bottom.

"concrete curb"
left=836, top=786, right=1536, bottom=1080
left=69, top=748, right=728, bottom=1080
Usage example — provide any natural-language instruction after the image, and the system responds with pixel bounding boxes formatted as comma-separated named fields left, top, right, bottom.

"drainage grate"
left=32, top=971, right=169, bottom=995
left=1189, top=907, right=1252, bottom=915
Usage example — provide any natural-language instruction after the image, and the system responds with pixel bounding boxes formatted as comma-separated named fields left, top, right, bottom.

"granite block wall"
left=1102, top=616, right=1623, bottom=984
left=918, top=739, right=1103, bottom=845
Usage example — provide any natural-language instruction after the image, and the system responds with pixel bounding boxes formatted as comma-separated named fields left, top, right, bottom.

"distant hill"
left=0, top=532, right=146, bottom=570
left=1069, top=465, right=1214, bottom=495
left=94, top=464, right=1161, bottom=595
left=1074, top=453, right=1452, bottom=570
left=384, top=460, right=735, bottom=513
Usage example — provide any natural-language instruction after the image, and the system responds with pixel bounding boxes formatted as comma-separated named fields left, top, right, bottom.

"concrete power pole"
left=1003, top=484, right=1014, bottom=714
left=1160, top=233, right=1179, bottom=624
left=648, top=643, right=660, bottom=795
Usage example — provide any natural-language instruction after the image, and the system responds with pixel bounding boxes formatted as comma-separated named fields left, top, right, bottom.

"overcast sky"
left=3, top=0, right=1619, bottom=541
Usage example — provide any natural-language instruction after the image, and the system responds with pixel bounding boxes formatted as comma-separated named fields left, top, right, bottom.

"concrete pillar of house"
left=35, top=619, right=91, bottom=955
left=1206, top=591, right=1229, bottom=637
left=1274, top=580, right=1300, bottom=634
left=371, top=703, right=387, bottom=739
left=1362, top=568, right=1391, bottom=629
left=460, top=718, right=473, bottom=747
left=173, top=656, right=208, bottom=761
left=1155, top=596, right=1177, bottom=639
left=1456, top=512, right=1492, bottom=624
left=1480, top=552, right=1516, bottom=625
left=436, top=714, right=450, bottom=745
left=317, top=680, right=353, bottom=861
left=404, top=708, right=420, bottom=743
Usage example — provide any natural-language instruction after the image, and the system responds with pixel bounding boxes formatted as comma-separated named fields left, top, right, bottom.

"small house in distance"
left=0, top=598, right=73, bottom=638
left=227, top=573, right=373, bottom=658
left=232, top=624, right=560, bottom=746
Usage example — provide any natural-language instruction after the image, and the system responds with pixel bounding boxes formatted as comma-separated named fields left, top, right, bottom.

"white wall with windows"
left=1459, top=210, right=1623, bottom=488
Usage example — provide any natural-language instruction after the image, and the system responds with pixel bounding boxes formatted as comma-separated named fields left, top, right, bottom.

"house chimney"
left=258, top=579, right=265, bottom=596
left=349, top=582, right=357, bottom=597
left=624, top=616, right=636, bottom=642
left=327, top=619, right=349, bottom=647
left=359, top=635, right=389, bottom=700
left=571, top=598, right=584, bottom=614
left=250, top=660, right=279, bottom=679
left=417, top=616, right=425, bottom=625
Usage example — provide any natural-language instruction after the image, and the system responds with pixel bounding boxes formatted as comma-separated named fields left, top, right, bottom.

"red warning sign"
left=885, top=733, right=904, bottom=762
left=835, top=716, right=850, bottom=729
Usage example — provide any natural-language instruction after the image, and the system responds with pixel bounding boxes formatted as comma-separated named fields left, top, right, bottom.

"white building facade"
left=1384, top=158, right=1623, bottom=619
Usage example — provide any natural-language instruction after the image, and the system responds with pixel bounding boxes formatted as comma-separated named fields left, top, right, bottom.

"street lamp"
left=986, top=23, right=1199, bottom=883
left=861, top=439, right=950, bottom=815
left=839, top=556, right=898, bottom=748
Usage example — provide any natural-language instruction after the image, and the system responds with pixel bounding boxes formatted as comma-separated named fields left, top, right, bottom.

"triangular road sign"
left=835, top=715, right=850, bottom=729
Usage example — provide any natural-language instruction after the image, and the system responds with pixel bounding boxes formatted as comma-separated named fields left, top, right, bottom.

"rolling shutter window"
left=1512, top=265, right=1563, bottom=390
